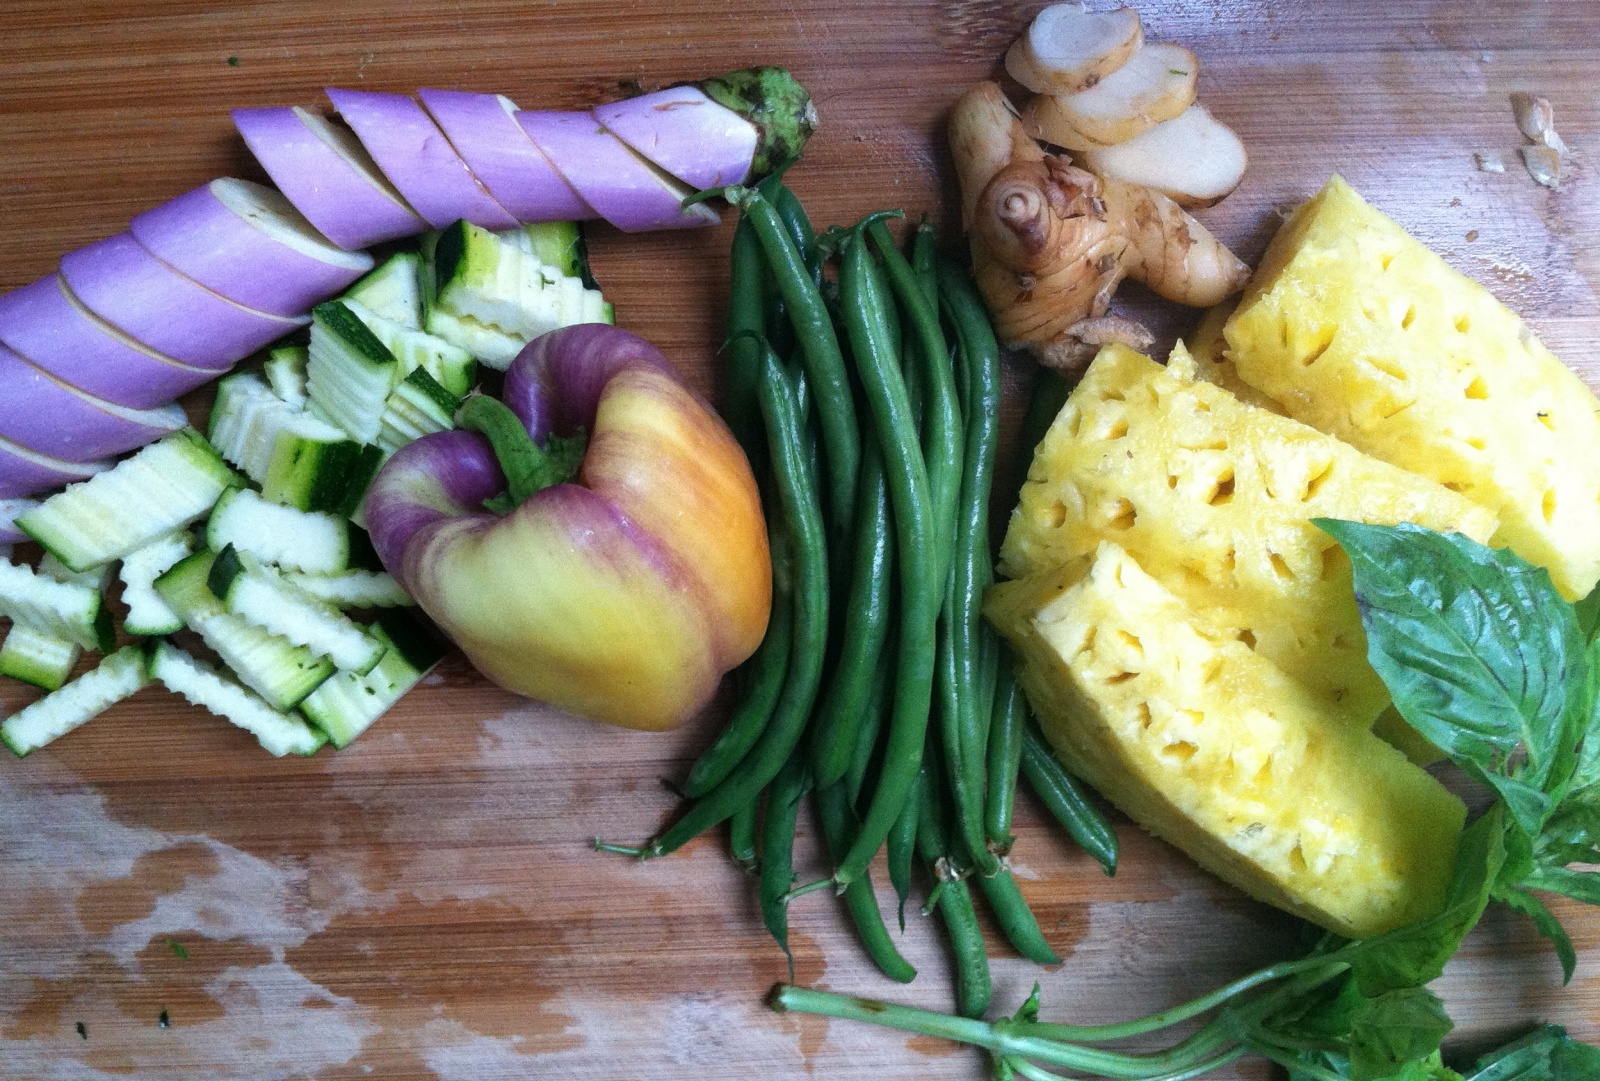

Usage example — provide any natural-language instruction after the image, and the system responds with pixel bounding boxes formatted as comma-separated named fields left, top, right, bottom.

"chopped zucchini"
left=345, top=298, right=476, bottom=398
left=205, top=488, right=349, bottom=574
left=422, top=306, right=526, bottom=370
left=264, top=345, right=309, bottom=410
left=0, top=556, right=113, bottom=652
left=1, top=644, right=150, bottom=757
left=155, top=549, right=334, bottom=710
left=209, top=545, right=383, bottom=674
left=16, top=429, right=241, bottom=573
left=0, top=624, right=82, bottom=691
left=286, top=568, right=412, bottom=608
left=208, top=373, right=380, bottom=517
left=343, top=251, right=423, bottom=329
left=515, top=221, right=586, bottom=281
left=150, top=641, right=326, bottom=757
left=118, top=531, right=194, bottom=637
left=299, top=611, right=443, bottom=747
left=377, top=368, right=457, bottom=454
left=307, top=300, right=402, bottom=445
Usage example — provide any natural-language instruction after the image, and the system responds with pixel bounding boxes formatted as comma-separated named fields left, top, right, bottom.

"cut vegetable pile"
left=0, top=66, right=815, bottom=501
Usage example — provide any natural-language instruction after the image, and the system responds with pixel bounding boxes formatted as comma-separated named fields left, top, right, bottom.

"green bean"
left=759, top=752, right=811, bottom=977
left=887, top=777, right=919, bottom=931
left=730, top=793, right=759, bottom=874
left=766, top=179, right=815, bottom=259
left=935, top=253, right=1006, bottom=878
left=844, top=650, right=892, bottom=808
left=973, top=863, right=1059, bottom=966
left=618, top=346, right=829, bottom=858
left=683, top=533, right=793, bottom=798
left=867, top=220, right=961, bottom=583
left=984, top=659, right=1027, bottom=852
left=818, top=782, right=917, bottom=983
left=726, top=185, right=860, bottom=537
left=830, top=228, right=941, bottom=891
left=914, top=765, right=991, bottom=1019
left=810, top=438, right=895, bottom=789
left=722, top=215, right=768, bottom=465
left=1021, top=725, right=1119, bottom=876
left=911, top=221, right=939, bottom=308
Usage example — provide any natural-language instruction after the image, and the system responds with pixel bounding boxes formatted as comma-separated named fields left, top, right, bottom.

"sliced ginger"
left=1005, top=4, right=1145, bottom=95
left=1080, top=103, right=1248, bottom=207
left=1022, top=43, right=1199, bottom=150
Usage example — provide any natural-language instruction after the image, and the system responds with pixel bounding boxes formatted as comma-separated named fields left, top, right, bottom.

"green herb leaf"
left=1574, top=586, right=1600, bottom=643
left=167, top=939, right=189, bottom=960
left=1317, top=521, right=1588, bottom=835
left=1337, top=806, right=1507, bottom=994
left=1495, top=886, right=1576, bottom=982
left=1346, top=989, right=1454, bottom=1081
left=1463, top=1024, right=1600, bottom=1080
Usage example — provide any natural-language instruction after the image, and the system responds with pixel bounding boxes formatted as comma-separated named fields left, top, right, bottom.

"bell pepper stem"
left=459, top=395, right=586, bottom=512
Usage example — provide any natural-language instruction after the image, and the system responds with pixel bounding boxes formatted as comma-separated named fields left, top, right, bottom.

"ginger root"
left=950, top=81, right=1249, bottom=370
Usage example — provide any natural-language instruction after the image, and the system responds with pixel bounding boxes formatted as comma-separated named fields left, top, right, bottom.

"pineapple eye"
left=1114, top=629, right=1145, bottom=658
left=1400, top=305, right=1416, bottom=330
left=1268, top=551, right=1294, bottom=580
left=1454, top=313, right=1471, bottom=334
left=1105, top=498, right=1137, bottom=530
left=1207, top=471, right=1235, bottom=506
left=1536, top=410, right=1555, bottom=431
left=1302, top=461, right=1335, bottom=501
left=1162, top=740, right=1199, bottom=762
left=1320, top=544, right=1347, bottom=581
left=1133, top=701, right=1153, bottom=729
left=1464, top=375, right=1489, bottom=399
left=1543, top=488, right=1558, bottom=524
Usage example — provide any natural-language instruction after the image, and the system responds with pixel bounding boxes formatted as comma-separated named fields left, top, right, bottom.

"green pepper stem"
left=459, top=395, right=585, bottom=511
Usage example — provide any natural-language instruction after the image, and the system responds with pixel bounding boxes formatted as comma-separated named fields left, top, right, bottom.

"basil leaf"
left=1347, top=989, right=1454, bottom=1081
left=1337, top=807, right=1506, bottom=994
left=1495, top=886, right=1577, bottom=983
left=1575, top=586, right=1600, bottom=643
left=1317, top=521, right=1588, bottom=835
left=1464, top=1024, right=1600, bottom=1080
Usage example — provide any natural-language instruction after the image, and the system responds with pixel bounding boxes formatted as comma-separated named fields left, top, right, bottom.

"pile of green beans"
left=599, top=180, right=1120, bottom=1014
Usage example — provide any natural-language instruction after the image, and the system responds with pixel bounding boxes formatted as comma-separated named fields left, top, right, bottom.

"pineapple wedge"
left=1185, top=300, right=1283, bottom=414
left=1221, top=174, right=1600, bottom=600
left=985, top=542, right=1466, bottom=938
left=999, top=343, right=1497, bottom=729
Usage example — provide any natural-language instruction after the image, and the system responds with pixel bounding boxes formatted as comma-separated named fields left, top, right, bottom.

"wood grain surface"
left=3, top=2, right=1599, bottom=1079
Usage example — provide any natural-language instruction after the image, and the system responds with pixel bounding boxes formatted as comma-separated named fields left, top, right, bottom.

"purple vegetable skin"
left=0, top=434, right=110, bottom=499
left=60, top=233, right=307, bottom=369
left=327, top=88, right=519, bottom=231
left=516, top=111, right=720, bottom=232
left=233, top=105, right=426, bottom=250
left=0, top=345, right=186, bottom=462
left=0, top=276, right=216, bottom=409
left=418, top=89, right=596, bottom=223
left=594, top=86, right=758, bottom=190
left=129, top=179, right=373, bottom=316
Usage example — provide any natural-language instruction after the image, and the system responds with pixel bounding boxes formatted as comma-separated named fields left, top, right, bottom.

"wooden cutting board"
left=3, top=2, right=1597, bottom=1078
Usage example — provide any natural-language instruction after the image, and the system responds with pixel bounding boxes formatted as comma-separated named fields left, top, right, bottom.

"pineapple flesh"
left=1221, top=174, right=1600, bottom=600
left=999, top=343, right=1497, bottom=730
left=985, top=542, right=1466, bottom=939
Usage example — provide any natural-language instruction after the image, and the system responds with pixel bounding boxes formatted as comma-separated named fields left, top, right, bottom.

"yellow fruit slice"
left=985, top=541, right=1466, bottom=938
left=999, top=343, right=1496, bottom=728
left=1223, top=174, right=1600, bottom=600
